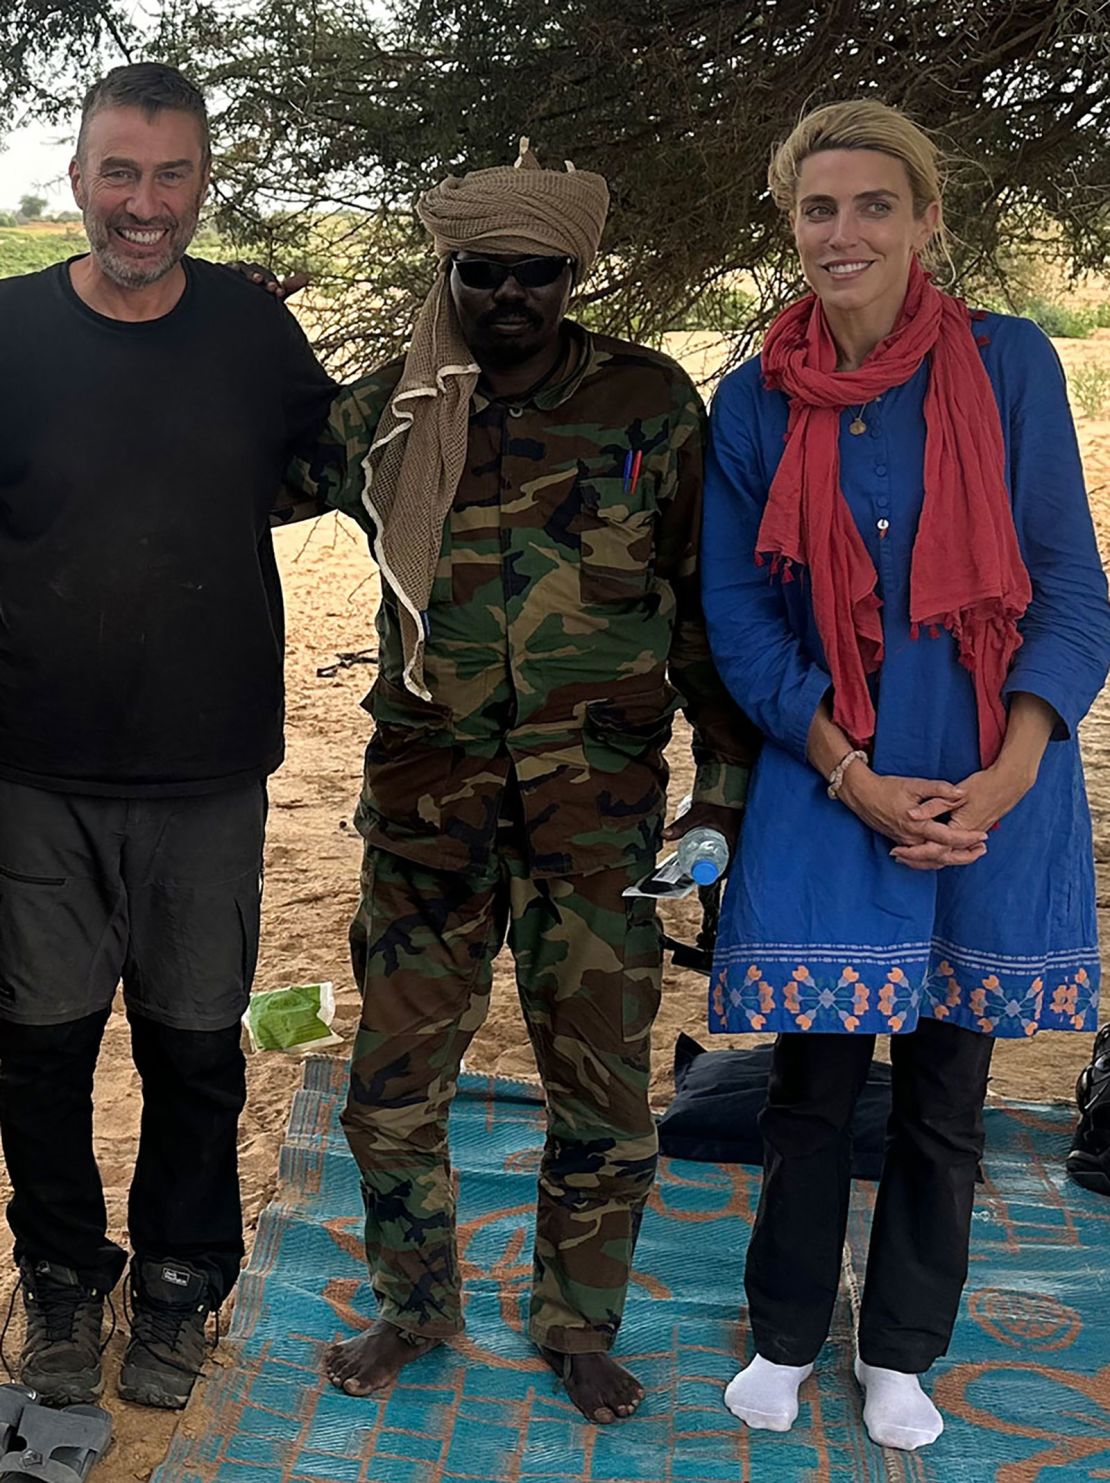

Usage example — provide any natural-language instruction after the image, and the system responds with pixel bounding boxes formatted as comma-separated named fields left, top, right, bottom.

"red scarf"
left=757, top=259, right=1031, bottom=766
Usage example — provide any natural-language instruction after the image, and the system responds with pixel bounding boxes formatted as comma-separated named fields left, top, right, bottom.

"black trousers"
left=0, top=1009, right=247, bottom=1302
left=746, top=1017, right=995, bottom=1373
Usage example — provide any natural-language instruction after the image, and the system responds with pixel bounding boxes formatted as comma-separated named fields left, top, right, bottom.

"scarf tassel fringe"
left=756, top=551, right=797, bottom=583
left=911, top=606, right=1024, bottom=671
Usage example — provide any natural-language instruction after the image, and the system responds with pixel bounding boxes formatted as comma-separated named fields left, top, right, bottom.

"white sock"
left=855, top=1358, right=943, bottom=1450
left=724, top=1353, right=814, bottom=1432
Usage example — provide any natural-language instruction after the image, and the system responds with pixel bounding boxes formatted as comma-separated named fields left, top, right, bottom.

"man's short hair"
left=76, top=62, right=210, bottom=165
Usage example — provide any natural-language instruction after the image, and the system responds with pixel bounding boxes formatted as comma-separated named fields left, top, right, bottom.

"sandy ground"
left=2, top=333, right=1110, bottom=1477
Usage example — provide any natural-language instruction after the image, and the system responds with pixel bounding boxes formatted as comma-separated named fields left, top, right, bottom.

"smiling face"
left=69, top=104, right=209, bottom=289
left=792, top=148, right=939, bottom=334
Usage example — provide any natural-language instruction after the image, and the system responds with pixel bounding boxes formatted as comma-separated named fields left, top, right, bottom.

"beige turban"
left=361, top=141, right=610, bottom=698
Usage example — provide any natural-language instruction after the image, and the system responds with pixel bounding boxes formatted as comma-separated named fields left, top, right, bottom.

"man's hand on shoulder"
left=225, top=260, right=309, bottom=300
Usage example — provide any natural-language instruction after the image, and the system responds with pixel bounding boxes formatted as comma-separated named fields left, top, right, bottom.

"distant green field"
left=0, top=226, right=89, bottom=278
left=0, top=224, right=229, bottom=280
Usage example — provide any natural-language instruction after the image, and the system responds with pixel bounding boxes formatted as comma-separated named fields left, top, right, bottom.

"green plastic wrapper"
left=241, top=981, right=342, bottom=1054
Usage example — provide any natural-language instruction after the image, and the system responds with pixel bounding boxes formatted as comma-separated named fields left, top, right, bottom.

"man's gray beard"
left=84, top=213, right=197, bottom=289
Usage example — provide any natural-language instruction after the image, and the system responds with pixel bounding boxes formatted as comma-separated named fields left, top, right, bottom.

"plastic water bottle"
left=676, top=827, right=731, bottom=885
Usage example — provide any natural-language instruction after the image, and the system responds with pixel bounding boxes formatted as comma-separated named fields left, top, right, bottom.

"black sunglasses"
left=450, top=254, right=573, bottom=290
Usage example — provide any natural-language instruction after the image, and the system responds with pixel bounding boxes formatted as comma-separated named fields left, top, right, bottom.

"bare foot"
left=540, top=1346, right=645, bottom=1424
left=325, top=1319, right=440, bottom=1396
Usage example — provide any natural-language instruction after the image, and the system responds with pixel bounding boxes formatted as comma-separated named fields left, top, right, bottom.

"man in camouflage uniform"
left=286, top=145, right=758, bottom=1423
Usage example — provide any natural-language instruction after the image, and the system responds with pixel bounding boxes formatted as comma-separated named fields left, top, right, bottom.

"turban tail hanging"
left=361, top=141, right=610, bottom=697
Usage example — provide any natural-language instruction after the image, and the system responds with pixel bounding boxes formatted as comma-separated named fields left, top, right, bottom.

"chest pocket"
left=574, top=473, right=657, bottom=604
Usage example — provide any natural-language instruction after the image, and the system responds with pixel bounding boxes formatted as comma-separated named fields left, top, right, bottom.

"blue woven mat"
left=153, top=1057, right=1110, bottom=1482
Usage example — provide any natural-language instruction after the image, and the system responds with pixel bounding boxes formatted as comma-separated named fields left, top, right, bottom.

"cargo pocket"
left=575, top=473, right=657, bottom=603
left=358, top=675, right=456, bottom=847
left=584, top=678, right=682, bottom=761
left=127, top=868, right=264, bottom=1029
left=580, top=679, right=681, bottom=867
left=0, top=864, right=67, bottom=886
left=0, top=867, right=74, bottom=1019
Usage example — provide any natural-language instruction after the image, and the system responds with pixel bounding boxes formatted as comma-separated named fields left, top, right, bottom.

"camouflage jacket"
left=288, top=324, right=759, bottom=877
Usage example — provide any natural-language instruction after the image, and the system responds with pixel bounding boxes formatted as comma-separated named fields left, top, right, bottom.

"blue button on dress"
left=702, top=313, right=1110, bottom=1037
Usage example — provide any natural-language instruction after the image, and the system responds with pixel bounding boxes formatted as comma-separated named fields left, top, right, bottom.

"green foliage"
left=18, top=193, right=46, bottom=220
left=969, top=228, right=1110, bottom=338
left=0, top=3, right=133, bottom=130
left=4, top=2, right=1110, bottom=377
left=669, top=285, right=754, bottom=334
left=1018, top=298, right=1109, bottom=340
left=0, top=225, right=88, bottom=276
left=0, top=223, right=231, bottom=280
left=1069, top=365, right=1110, bottom=419
left=973, top=280, right=1110, bottom=340
left=145, top=0, right=1110, bottom=378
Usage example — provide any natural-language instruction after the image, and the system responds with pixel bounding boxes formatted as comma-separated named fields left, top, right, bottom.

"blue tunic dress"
left=702, top=313, right=1110, bottom=1038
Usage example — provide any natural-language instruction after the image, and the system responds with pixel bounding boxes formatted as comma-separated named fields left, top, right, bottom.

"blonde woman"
left=702, top=100, right=1110, bottom=1450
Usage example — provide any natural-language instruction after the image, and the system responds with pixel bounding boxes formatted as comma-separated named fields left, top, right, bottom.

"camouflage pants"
left=341, top=839, right=662, bottom=1354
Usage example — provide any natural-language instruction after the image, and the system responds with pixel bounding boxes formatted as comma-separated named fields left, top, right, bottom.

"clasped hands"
left=836, top=758, right=1034, bottom=871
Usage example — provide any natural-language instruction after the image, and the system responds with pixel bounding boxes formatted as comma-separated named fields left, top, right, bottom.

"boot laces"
left=0, top=1274, right=115, bottom=1378
left=124, top=1285, right=220, bottom=1379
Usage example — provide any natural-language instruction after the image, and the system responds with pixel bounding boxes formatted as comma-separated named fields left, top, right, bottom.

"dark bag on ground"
left=1068, top=1022, right=1110, bottom=1197
left=657, top=1034, right=893, bottom=1180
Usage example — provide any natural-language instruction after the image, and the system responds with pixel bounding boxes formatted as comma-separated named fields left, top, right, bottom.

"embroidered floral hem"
left=709, top=938, right=1099, bottom=1038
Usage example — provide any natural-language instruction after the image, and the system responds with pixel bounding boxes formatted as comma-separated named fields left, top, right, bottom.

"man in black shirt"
left=0, top=63, right=335, bottom=1408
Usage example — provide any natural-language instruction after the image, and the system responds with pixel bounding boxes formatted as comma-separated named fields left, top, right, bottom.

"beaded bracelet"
left=827, top=748, right=869, bottom=800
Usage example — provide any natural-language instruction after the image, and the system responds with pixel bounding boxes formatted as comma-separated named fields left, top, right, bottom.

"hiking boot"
left=1067, top=1024, right=1110, bottom=1196
left=118, top=1259, right=213, bottom=1409
left=17, top=1259, right=106, bottom=1405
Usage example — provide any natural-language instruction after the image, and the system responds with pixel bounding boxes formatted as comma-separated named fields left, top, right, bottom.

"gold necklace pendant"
left=849, top=416, right=867, bottom=435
